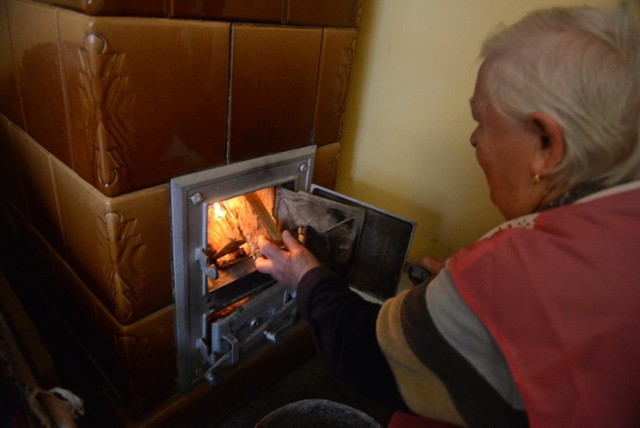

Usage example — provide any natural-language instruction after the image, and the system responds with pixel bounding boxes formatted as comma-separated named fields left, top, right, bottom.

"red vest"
left=449, top=186, right=640, bottom=427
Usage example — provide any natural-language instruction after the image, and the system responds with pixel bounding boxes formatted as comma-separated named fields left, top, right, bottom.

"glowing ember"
left=208, top=296, right=252, bottom=321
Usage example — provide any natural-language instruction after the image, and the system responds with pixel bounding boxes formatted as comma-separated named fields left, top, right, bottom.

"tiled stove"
left=0, top=0, right=362, bottom=424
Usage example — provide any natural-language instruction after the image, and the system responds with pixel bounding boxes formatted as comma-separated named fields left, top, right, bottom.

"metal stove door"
left=274, top=185, right=416, bottom=300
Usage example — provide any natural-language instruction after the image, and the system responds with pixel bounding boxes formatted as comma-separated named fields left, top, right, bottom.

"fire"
left=213, top=202, right=225, bottom=219
left=208, top=296, right=252, bottom=321
left=206, top=188, right=278, bottom=292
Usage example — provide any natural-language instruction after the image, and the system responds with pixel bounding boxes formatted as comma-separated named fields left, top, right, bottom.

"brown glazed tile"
left=52, top=157, right=113, bottom=309
left=108, top=186, right=174, bottom=322
left=313, top=142, right=341, bottom=190
left=0, top=0, right=23, bottom=127
left=49, top=244, right=100, bottom=351
left=8, top=0, right=71, bottom=165
left=229, top=25, right=322, bottom=162
left=0, top=116, right=24, bottom=210
left=10, top=124, right=65, bottom=253
left=58, top=10, right=229, bottom=196
left=286, top=0, right=363, bottom=28
left=93, top=304, right=177, bottom=416
left=170, top=0, right=284, bottom=23
left=52, top=155, right=173, bottom=324
left=34, top=0, right=168, bottom=16
left=313, top=28, right=357, bottom=147
left=15, top=210, right=56, bottom=287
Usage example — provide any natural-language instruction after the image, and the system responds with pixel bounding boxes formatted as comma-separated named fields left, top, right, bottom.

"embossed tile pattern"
left=0, top=0, right=360, bottom=418
left=313, top=143, right=341, bottom=190
left=58, top=11, right=230, bottom=196
left=314, top=28, right=358, bottom=146
left=52, top=155, right=173, bottom=325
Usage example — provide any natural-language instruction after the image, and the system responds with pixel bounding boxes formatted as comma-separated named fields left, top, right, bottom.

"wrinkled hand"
left=255, top=230, right=320, bottom=289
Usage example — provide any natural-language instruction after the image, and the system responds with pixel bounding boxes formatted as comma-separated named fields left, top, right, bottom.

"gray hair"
left=478, top=2, right=640, bottom=189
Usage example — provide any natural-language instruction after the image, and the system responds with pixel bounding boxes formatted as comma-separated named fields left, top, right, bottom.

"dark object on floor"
left=255, top=398, right=382, bottom=428
left=213, top=355, right=395, bottom=427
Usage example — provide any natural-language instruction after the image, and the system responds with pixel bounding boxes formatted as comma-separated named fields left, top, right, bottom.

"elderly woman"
left=255, top=4, right=640, bottom=427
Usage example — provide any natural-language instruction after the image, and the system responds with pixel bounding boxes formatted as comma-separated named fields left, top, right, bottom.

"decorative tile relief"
left=98, top=211, right=146, bottom=324
left=108, top=187, right=173, bottom=322
left=313, top=29, right=357, bottom=146
left=8, top=0, right=70, bottom=165
left=52, top=153, right=173, bottom=325
left=313, top=143, right=341, bottom=190
left=229, top=25, right=322, bottom=161
left=58, top=10, right=229, bottom=196
left=77, top=31, right=135, bottom=193
left=0, top=0, right=23, bottom=127
left=286, top=0, right=363, bottom=27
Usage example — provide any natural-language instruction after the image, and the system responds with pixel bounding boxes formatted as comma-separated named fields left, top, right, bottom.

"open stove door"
left=275, top=185, right=416, bottom=300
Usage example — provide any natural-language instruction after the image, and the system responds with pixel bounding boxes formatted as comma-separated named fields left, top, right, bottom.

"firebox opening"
left=205, top=184, right=289, bottom=294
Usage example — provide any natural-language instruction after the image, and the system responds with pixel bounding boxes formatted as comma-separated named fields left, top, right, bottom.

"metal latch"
left=196, top=247, right=218, bottom=280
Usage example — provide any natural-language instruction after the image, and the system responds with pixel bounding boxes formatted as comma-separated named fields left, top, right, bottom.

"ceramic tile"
left=51, top=155, right=108, bottom=287
left=229, top=25, right=322, bottom=161
left=93, top=304, right=177, bottom=416
left=170, top=0, right=284, bottom=23
left=0, top=116, right=24, bottom=210
left=35, top=0, right=168, bottom=16
left=0, top=0, right=23, bottom=127
left=58, top=10, right=229, bottom=196
left=286, top=0, right=362, bottom=27
left=52, top=155, right=173, bottom=325
left=108, top=186, right=174, bottom=323
left=313, top=142, right=341, bottom=190
left=10, top=124, right=65, bottom=252
left=8, top=0, right=70, bottom=165
left=15, top=210, right=56, bottom=287
left=49, top=242, right=100, bottom=350
left=313, top=28, right=357, bottom=147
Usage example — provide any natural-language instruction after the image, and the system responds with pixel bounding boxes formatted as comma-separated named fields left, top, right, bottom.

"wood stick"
left=244, top=192, right=282, bottom=242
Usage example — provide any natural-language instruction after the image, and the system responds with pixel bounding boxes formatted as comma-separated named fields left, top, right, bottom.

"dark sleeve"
left=296, top=266, right=409, bottom=411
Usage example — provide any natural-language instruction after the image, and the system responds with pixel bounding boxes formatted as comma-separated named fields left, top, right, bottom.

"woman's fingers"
left=281, top=229, right=302, bottom=250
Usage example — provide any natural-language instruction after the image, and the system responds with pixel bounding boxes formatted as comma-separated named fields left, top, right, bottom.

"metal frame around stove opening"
left=170, top=145, right=316, bottom=392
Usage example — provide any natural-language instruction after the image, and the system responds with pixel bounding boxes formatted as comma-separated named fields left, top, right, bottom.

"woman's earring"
left=533, top=173, right=542, bottom=184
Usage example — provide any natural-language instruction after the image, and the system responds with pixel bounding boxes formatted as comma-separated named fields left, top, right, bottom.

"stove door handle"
left=196, top=247, right=219, bottom=280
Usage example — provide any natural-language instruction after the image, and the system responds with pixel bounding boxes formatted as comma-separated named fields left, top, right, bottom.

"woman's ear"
left=528, top=111, right=565, bottom=175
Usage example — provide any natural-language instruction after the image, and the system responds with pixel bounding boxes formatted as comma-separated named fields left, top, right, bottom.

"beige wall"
left=338, top=0, right=617, bottom=260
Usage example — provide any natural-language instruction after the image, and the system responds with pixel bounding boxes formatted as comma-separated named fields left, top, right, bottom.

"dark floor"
left=214, top=354, right=395, bottom=427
